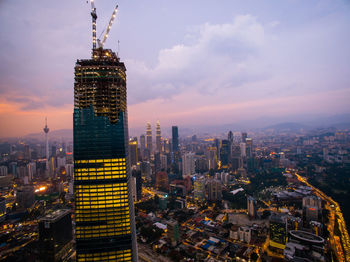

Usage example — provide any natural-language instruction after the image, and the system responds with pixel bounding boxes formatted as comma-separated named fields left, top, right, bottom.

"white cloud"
left=126, top=15, right=268, bottom=104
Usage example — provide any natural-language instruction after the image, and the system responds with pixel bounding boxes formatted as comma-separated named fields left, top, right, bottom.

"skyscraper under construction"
left=73, top=3, right=137, bottom=261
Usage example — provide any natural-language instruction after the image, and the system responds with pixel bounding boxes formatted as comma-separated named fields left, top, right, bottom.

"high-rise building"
left=247, top=195, right=257, bottom=219
left=16, top=185, right=34, bottom=209
left=39, top=209, right=73, bottom=262
left=0, top=166, right=8, bottom=177
left=269, top=214, right=287, bottom=252
left=194, top=176, right=206, bottom=201
left=302, top=196, right=322, bottom=222
left=140, top=134, right=146, bottom=159
left=146, top=122, right=152, bottom=154
left=24, top=144, right=31, bottom=160
left=163, top=138, right=171, bottom=153
left=245, top=138, right=253, bottom=158
left=27, top=162, right=36, bottom=181
left=129, top=138, right=138, bottom=166
left=154, top=152, right=161, bottom=173
left=131, top=176, right=138, bottom=202
left=167, top=220, right=180, bottom=246
left=242, top=132, right=247, bottom=143
left=160, top=154, right=167, bottom=171
left=182, top=152, right=195, bottom=177
left=9, top=162, right=17, bottom=177
left=131, top=169, right=142, bottom=201
left=155, top=171, right=169, bottom=191
left=73, top=48, right=137, bottom=261
left=171, top=126, right=179, bottom=174
left=140, top=161, right=151, bottom=179
left=220, top=139, right=230, bottom=168
left=0, top=197, right=5, bottom=222
left=240, top=142, right=246, bottom=158
left=231, top=144, right=241, bottom=171
left=207, top=179, right=222, bottom=201
left=207, top=147, right=218, bottom=170
left=172, top=126, right=179, bottom=153
left=156, top=120, right=162, bottom=153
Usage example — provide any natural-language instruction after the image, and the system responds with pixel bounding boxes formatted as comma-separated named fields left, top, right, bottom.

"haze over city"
left=1, top=0, right=350, bottom=137
left=1, top=1, right=350, bottom=262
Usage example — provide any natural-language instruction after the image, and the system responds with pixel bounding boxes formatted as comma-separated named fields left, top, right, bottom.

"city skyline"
left=1, top=1, right=350, bottom=261
left=1, top=0, right=350, bottom=137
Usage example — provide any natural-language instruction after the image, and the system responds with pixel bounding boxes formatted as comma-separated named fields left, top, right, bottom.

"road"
left=294, top=172, right=350, bottom=262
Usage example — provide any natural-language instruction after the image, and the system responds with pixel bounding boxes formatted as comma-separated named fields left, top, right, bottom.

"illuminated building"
left=247, top=195, right=257, bottom=219
left=74, top=48, right=137, bottom=261
left=39, top=209, right=73, bottom=262
left=146, top=122, right=152, bottom=154
left=269, top=214, right=287, bottom=252
left=245, top=138, right=253, bottom=158
left=215, top=139, right=221, bottom=160
left=285, top=230, right=325, bottom=261
left=302, top=196, right=322, bottom=222
left=156, top=120, right=162, bottom=152
left=0, top=197, right=6, bottom=222
left=27, top=162, right=36, bottom=181
left=129, top=138, right=138, bottom=166
left=163, top=138, right=170, bottom=153
left=194, top=176, right=206, bottom=201
left=207, top=147, right=218, bottom=170
left=182, top=152, right=195, bottom=177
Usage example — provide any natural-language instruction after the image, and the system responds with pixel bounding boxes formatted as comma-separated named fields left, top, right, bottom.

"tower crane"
left=89, top=0, right=118, bottom=50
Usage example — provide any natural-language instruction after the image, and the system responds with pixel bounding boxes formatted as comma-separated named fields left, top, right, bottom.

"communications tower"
left=43, top=117, right=49, bottom=170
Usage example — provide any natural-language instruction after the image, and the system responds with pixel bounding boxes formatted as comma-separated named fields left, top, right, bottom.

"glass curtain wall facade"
left=74, top=48, right=137, bottom=262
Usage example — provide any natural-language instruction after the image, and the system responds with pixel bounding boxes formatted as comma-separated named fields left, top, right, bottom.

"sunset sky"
left=1, top=0, right=350, bottom=137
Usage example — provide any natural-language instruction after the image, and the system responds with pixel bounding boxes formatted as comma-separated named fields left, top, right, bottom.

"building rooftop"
left=289, top=230, right=324, bottom=244
left=40, top=209, right=70, bottom=223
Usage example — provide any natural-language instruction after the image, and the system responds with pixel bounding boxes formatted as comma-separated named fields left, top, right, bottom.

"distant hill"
left=262, top=122, right=308, bottom=132
left=325, top=122, right=350, bottom=130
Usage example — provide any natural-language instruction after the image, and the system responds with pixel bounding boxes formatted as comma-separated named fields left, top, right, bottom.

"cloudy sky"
left=0, top=0, right=349, bottom=137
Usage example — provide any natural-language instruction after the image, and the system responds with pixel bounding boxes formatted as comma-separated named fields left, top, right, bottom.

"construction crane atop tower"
left=89, top=0, right=119, bottom=53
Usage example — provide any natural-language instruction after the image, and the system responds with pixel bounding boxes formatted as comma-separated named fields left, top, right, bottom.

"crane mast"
left=90, top=0, right=97, bottom=50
